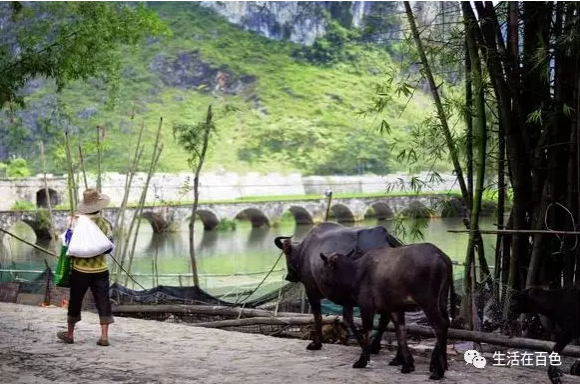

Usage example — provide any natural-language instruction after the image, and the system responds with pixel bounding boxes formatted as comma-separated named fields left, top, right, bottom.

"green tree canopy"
left=0, top=1, right=168, bottom=110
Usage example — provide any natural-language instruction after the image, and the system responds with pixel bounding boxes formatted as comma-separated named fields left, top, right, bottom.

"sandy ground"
left=0, top=302, right=578, bottom=384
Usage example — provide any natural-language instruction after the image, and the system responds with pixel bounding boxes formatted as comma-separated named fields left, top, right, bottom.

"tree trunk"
left=189, top=105, right=213, bottom=287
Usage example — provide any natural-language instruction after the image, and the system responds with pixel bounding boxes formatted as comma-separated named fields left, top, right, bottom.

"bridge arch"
left=401, top=201, right=432, bottom=219
left=364, top=202, right=394, bottom=221
left=3, top=220, right=37, bottom=246
left=285, top=206, right=314, bottom=226
left=438, top=197, right=464, bottom=218
left=330, top=204, right=355, bottom=223
left=195, top=209, right=220, bottom=231
left=36, top=188, right=60, bottom=208
left=141, top=212, right=168, bottom=233
left=234, top=207, right=270, bottom=227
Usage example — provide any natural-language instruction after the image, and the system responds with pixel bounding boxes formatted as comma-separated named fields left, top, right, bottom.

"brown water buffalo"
left=319, top=243, right=455, bottom=380
left=510, top=287, right=580, bottom=384
left=274, top=222, right=402, bottom=351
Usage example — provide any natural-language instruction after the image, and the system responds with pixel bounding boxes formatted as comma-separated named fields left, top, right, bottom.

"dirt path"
left=0, top=302, right=575, bottom=384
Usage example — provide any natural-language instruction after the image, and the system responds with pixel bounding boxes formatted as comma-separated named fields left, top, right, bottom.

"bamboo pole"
left=96, top=125, right=102, bottom=192
left=0, top=228, right=57, bottom=257
left=110, top=304, right=580, bottom=357
left=39, top=142, right=57, bottom=249
left=123, top=118, right=164, bottom=286
left=114, top=120, right=143, bottom=230
left=448, top=229, right=580, bottom=235
left=124, top=145, right=163, bottom=286
left=113, top=120, right=145, bottom=280
left=154, top=236, right=160, bottom=287
left=77, top=145, right=88, bottom=189
left=64, top=132, right=76, bottom=213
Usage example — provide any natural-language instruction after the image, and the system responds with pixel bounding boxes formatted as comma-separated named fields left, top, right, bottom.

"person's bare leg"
left=100, top=323, right=109, bottom=341
left=67, top=322, right=75, bottom=338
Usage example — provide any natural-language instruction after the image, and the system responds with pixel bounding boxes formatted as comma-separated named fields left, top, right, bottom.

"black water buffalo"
left=510, top=287, right=580, bottom=384
left=319, top=243, right=455, bottom=380
left=274, top=222, right=401, bottom=351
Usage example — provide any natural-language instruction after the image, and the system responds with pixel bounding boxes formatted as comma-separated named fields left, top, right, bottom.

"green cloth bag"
left=55, top=229, right=73, bottom=287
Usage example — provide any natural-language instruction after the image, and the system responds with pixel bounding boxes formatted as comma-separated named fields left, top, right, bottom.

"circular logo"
left=472, top=355, right=487, bottom=369
left=464, top=349, right=479, bottom=364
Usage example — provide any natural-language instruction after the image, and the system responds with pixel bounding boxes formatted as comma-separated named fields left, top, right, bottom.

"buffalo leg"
left=392, top=311, right=415, bottom=373
left=423, top=305, right=449, bottom=380
left=342, top=306, right=365, bottom=353
left=353, top=309, right=374, bottom=369
left=307, top=298, right=323, bottom=350
left=369, top=312, right=390, bottom=355
left=548, top=333, right=573, bottom=384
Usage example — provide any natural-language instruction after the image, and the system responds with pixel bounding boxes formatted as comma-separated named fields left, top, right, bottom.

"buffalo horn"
left=274, top=236, right=292, bottom=250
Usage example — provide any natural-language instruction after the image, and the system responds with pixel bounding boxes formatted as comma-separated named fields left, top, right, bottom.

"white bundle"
left=67, top=215, right=114, bottom=258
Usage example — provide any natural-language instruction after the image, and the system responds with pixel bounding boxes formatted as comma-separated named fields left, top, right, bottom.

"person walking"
left=57, top=189, right=115, bottom=346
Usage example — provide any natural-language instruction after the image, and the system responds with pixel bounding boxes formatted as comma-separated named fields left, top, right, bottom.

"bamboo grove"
left=403, top=1, right=580, bottom=311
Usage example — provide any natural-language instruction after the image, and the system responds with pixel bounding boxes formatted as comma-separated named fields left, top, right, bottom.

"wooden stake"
left=96, top=125, right=102, bottom=192
left=64, top=132, right=76, bottom=214
left=110, top=304, right=580, bottom=358
left=0, top=228, right=57, bottom=257
left=78, top=145, right=88, bottom=189
left=123, top=118, right=164, bottom=286
left=448, top=229, right=580, bottom=235
left=39, top=142, right=57, bottom=249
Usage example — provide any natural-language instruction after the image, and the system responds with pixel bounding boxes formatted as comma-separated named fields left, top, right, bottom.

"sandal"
left=97, top=338, right=109, bottom=347
left=57, top=331, right=74, bottom=344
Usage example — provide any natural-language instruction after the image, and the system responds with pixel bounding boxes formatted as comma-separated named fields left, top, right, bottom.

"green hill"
left=4, top=2, right=443, bottom=176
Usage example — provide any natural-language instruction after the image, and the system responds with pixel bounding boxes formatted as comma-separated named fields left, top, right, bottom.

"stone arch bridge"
left=0, top=195, right=463, bottom=240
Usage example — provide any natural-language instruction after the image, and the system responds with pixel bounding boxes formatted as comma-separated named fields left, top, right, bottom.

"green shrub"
left=11, top=201, right=35, bottom=210
left=7, top=158, right=31, bottom=178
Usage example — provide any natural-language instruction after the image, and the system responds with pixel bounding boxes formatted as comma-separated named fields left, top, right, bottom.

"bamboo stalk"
left=448, top=229, right=580, bottom=235
left=96, top=125, right=102, bottom=192
left=77, top=145, right=88, bottom=189
left=154, top=236, right=160, bottom=287
left=113, top=120, right=145, bottom=280
left=114, top=119, right=143, bottom=230
left=0, top=228, right=57, bottom=258
left=123, top=118, right=164, bottom=286
left=64, top=132, right=76, bottom=214
left=112, top=304, right=313, bottom=318
left=124, top=145, right=163, bottom=286
left=110, top=305, right=580, bottom=357
left=39, top=142, right=57, bottom=249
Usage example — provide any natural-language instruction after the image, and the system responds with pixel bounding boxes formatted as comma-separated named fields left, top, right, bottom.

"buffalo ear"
left=345, top=249, right=356, bottom=258
left=320, top=253, right=328, bottom=265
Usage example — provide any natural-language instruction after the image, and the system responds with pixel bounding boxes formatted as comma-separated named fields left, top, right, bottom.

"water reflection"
left=1, top=217, right=497, bottom=289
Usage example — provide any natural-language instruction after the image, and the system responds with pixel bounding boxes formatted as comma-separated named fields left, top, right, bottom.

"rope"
left=109, top=253, right=146, bottom=290
left=544, top=202, right=578, bottom=253
left=233, top=251, right=285, bottom=305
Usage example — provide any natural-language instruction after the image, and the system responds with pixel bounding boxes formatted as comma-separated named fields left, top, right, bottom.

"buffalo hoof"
left=429, top=371, right=444, bottom=380
left=369, top=342, right=381, bottom=355
left=401, top=363, right=415, bottom=374
left=306, top=342, right=322, bottom=351
left=353, top=359, right=368, bottom=369
left=389, top=355, right=404, bottom=366
left=549, top=366, right=563, bottom=384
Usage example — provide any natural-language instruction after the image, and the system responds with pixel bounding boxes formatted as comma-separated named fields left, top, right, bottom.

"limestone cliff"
left=199, top=1, right=458, bottom=45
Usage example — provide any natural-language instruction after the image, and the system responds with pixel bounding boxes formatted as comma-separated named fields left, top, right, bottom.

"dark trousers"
left=67, top=269, right=114, bottom=325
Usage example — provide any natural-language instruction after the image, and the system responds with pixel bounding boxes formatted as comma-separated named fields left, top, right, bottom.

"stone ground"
left=0, top=302, right=578, bottom=384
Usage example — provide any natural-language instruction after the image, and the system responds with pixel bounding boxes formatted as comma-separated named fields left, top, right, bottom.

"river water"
left=0, top=216, right=497, bottom=296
